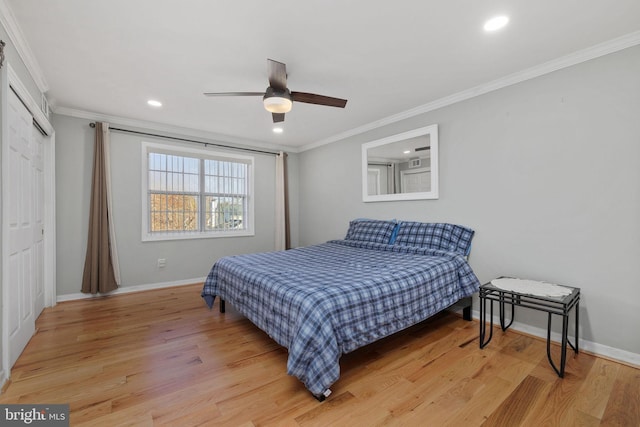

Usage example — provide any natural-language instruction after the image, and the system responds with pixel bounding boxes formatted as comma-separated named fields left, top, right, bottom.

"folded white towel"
left=490, top=278, right=572, bottom=298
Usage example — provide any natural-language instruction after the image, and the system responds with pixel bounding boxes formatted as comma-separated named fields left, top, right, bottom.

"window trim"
left=141, top=141, right=255, bottom=242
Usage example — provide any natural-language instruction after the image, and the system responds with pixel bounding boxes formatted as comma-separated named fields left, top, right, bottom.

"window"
left=142, top=142, right=254, bottom=241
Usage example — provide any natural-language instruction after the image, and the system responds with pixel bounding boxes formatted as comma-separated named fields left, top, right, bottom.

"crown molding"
left=52, top=106, right=298, bottom=154
left=7, top=64, right=53, bottom=135
left=300, top=30, right=640, bottom=153
left=0, top=0, right=48, bottom=93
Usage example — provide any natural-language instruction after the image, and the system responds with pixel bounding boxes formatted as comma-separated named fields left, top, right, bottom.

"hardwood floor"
left=1, top=284, right=638, bottom=426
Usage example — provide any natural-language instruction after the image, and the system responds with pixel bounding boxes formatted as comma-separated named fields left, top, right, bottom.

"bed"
left=202, top=219, right=480, bottom=399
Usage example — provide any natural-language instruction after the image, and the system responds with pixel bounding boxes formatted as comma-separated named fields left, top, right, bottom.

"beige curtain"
left=275, top=152, right=291, bottom=250
left=81, top=122, right=119, bottom=293
left=102, top=123, right=121, bottom=285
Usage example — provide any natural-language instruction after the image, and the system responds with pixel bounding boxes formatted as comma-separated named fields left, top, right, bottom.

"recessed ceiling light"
left=403, top=150, right=411, bottom=154
left=147, top=99, right=162, bottom=107
left=273, top=127, right=283, bottom=134
left=484, top=15, right=509, bottom=32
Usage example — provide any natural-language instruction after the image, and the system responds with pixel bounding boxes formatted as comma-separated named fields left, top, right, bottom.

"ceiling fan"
left=204, top=59, right=348, bottom=123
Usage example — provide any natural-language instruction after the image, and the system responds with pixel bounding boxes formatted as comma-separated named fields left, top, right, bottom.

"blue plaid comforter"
left=202, top=240, right=480, bottom=396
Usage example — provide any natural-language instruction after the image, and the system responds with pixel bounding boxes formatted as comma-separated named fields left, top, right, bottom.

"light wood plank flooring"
left=1, top=284, right=638, bottom=426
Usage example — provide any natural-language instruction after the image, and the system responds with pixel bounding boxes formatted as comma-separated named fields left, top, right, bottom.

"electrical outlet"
left=157, top=258, right=166, bottom=268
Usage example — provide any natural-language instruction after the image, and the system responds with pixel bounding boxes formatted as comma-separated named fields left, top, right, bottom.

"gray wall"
left=53, top=114, right=299, bottom=295
left=298, top=46, right=640, bottom=354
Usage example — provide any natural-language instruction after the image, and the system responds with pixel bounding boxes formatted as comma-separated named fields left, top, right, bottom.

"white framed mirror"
left=362, top=124, right=438, bottom=202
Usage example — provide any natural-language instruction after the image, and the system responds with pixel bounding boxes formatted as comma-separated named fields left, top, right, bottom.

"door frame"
left=1, top=63, right=56, bottom=383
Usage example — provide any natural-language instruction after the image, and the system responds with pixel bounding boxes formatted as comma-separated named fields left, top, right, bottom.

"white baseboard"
left=472, top=309, right=640, bottom=368
left=56, top=277, right=206, bottom=303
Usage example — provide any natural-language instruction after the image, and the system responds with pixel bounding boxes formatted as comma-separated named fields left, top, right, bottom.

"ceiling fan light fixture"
left=264, top=96, right=292, bottom=113
left=263, top=95, right=292, bottom=113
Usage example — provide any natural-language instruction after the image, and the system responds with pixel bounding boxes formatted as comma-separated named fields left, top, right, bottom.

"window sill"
left=142, top=230, right=255, bottom=242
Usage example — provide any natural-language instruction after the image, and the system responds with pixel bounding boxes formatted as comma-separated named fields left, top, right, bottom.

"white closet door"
left=401, top=168, right=431, bottom=193
left=32, top=125, right=46, bottom=317
left=6, top=90, right=40, bottom=367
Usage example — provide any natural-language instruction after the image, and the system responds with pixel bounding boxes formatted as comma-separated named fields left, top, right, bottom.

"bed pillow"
left=394, top=221, right=475, bottom=255
left=344, top=219, right=398, bottom=244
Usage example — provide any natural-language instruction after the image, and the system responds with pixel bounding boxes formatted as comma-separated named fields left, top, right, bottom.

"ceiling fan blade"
left=291, top=92, right=347, bottom=108
left=203, top=92, right=265, bottom=97
left=272, top=113, right=285, bottom=123
left=268, top=59, right=287, bottom=92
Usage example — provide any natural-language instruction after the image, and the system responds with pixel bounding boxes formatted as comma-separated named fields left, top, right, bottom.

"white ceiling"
left=5, top=0, right=640, bottom=150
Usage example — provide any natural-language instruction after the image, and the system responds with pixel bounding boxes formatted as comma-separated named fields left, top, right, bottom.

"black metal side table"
left=479, top=278, right=580, bottom=377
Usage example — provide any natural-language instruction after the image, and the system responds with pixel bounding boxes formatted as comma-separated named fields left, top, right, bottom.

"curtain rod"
left=89, top=122, right=280, bottom=156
